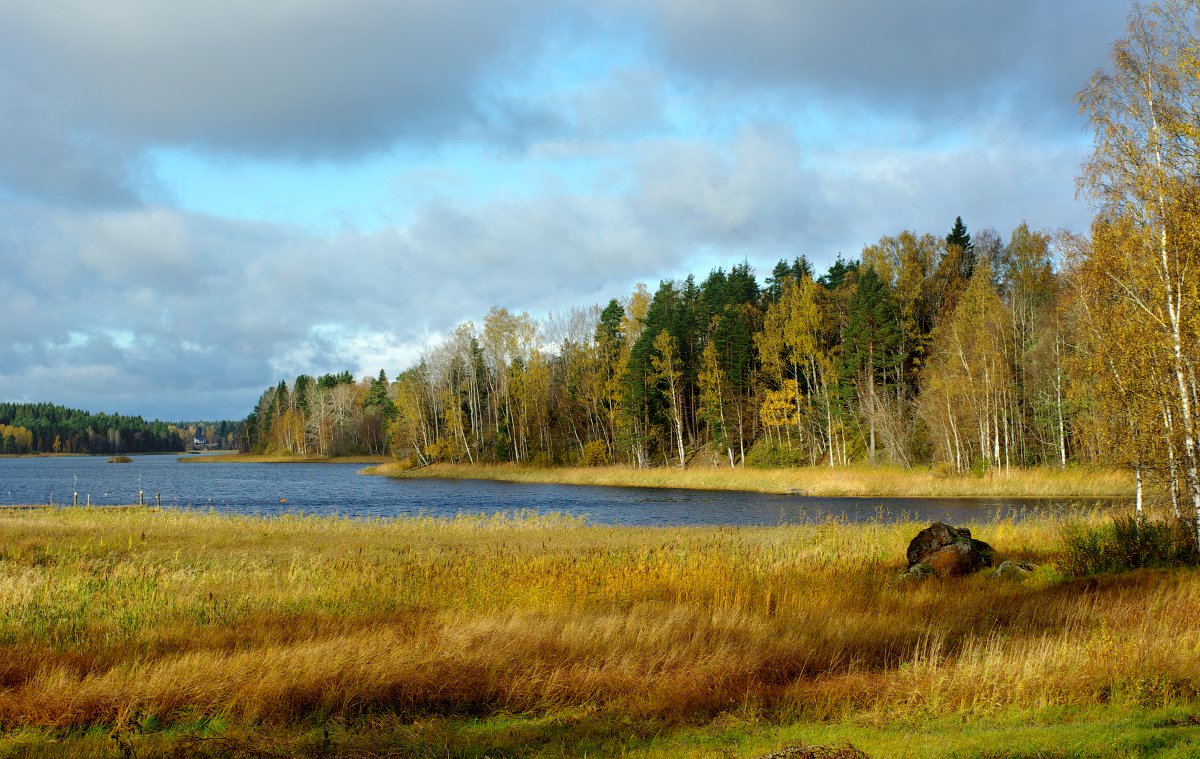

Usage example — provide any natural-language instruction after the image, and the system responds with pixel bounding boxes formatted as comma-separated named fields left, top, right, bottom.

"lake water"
left=0, top=455, right=1108, bottom=527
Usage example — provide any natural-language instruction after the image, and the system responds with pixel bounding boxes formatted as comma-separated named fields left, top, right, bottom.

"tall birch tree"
left=1078, top=0, right=1200, bottom=536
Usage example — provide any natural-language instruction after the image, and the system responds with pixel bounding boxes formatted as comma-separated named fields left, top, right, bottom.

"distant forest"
left=0, top=403, right=239, bottom=455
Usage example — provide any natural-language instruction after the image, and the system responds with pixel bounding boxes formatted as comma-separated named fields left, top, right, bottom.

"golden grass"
left=370, top=461, right=1134, bottom=498
left=0, top=505, right=1194, bottom=751
left=180, top=453, right=391, bottom=465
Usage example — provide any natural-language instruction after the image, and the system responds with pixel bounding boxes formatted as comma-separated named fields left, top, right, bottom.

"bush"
left=744, top=438, right=804, bottom=468
left=1059, top=515, right=1199, bottom=576
left=579, top=440, right=608, bottom=466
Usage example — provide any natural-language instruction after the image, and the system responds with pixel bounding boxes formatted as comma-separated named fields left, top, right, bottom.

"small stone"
left=993, top=559, right=1039, bottom=579
left=900, top=562, right=935, bottom=580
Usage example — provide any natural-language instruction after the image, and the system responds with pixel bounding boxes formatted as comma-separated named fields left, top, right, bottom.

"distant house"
left=192, top=434, right=208, bottom=450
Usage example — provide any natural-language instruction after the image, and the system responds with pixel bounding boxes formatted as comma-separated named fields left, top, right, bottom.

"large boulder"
left=904, top=522, right=995, bottom=577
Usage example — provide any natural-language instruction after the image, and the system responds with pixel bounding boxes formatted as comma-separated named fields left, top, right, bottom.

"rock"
left=899, top=562, right=935, bottom=580
left=752, top=744, right=871, bottom=759
left=993, top=559, right=1039, bottom=579
left=904, top=521, right=995, bottom=577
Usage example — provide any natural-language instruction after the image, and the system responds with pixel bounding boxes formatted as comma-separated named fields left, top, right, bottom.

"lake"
left=0, top=455, right=1108, bottom=526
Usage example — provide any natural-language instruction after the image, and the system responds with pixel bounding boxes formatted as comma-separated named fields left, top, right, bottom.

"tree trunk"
left=1056, top=333, right=1068, bottom=469
left=867, top=342, right=876, bottom=465
left=1135, top=463, right=1143, bottom=518
left=1165, top=402, right=1181, bottom=518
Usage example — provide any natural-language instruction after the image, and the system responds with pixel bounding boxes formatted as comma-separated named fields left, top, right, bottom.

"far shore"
left=179, top=452, right=391, bottom=465
left=366, top=461, right=1134, bottom=499
left=0, top=451, right=188, bottom=458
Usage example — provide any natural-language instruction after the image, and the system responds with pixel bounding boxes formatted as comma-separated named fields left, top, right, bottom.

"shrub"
left=579, top=440, right=608, bottom=466
left=744, top=438, right=804, bottom=468
left=1059, top=515, right=1199, bottom=576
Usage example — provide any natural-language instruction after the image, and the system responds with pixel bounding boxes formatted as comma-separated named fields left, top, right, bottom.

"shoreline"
left=178, top=453, right=390, bottom=465
left=367, top=461, right=1135, bottom=499
left=0, top=451, right=194, bottom=458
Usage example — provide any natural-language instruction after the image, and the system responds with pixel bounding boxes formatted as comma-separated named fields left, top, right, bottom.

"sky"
left=1, top=0, right=1133, bottom=421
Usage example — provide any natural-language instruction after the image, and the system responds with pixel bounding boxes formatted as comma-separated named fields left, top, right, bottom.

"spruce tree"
left=842, top=266, right=902, bottom=464
left=946, top=216, right=976, bottom=281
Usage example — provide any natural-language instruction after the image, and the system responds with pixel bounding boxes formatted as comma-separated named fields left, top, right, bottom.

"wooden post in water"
left=86, top=494, right=90, bottom=507
left=156, top=493, right=161, bottom=507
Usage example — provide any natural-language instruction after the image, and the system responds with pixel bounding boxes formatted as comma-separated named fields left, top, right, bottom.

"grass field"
left=371, top=461, right=1135, bottom=499
left=0, top=504, right=1195, bottom=757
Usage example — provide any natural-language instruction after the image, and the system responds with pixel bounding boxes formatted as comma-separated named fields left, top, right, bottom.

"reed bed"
left=0, top=505, right=1194, bottom=757
left=371, top=461, right=1134, bottom=498
left=180, top=453, right=391, bottom=464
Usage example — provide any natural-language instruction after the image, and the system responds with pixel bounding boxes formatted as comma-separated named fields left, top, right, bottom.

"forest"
left=0, top=402, right=238, bottom=455
left=242, top=221, right=1084, bottom=470
left=242, top=1, right=1200, bottom=528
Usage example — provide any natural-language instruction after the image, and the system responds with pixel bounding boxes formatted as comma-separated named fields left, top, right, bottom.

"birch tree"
left=1078, top=0, right=1200, bottom=535
left=652, top=329, right=688, bottom=468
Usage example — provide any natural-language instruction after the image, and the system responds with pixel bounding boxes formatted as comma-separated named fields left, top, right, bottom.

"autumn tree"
left=921, top=261, right=1013, bottom=472
left=1078, top=0, right=1200, bottom=531
left=651, top=330, right=688, bottom=468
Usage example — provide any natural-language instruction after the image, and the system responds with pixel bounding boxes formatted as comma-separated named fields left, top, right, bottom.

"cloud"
left=0, top=188, right=682, bottom=418
left=0, top=0, right=569, bottom=203
left=643, top=0, right=1130, bottom=129
left=629, top=125, right=812, bottom=253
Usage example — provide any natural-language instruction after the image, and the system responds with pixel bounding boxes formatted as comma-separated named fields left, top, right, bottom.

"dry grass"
left=180, top=453, right=391, bottom=465
left=370, top=461, right=1134, bottom=498
left=0, top=505, right=1194, bottom=756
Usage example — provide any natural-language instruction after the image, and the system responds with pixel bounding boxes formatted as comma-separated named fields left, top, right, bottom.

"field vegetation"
left=0, top=505, right=1197, bottom=757
left=372, top=461, right=1134, bottom=499
left=179, top=453, right=390, bottom=465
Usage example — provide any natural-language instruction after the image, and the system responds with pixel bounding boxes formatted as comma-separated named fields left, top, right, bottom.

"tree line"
left=241, top=218, right=1090, bottom=476
left=240, top=371, right=394, bottom=456
left=0, top=403, right=239, bottom=455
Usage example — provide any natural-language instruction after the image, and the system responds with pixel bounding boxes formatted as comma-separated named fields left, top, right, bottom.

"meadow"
left=372, top=461, right=1134, bottom=499
left=0, top=504, right=1196, bottom=758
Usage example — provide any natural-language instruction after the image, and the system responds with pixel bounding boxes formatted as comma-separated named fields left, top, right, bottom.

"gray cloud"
left=0, top=0, right=570, bottom=203
left=644, top=0, right=1131, bottom=129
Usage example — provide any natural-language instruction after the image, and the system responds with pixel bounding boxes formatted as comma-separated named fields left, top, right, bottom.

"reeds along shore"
left=370, top=461, right=1134, bottom=498
left=0, top=505, right=1195, bottom=757
left=179, top=452, right=390, bottom=464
